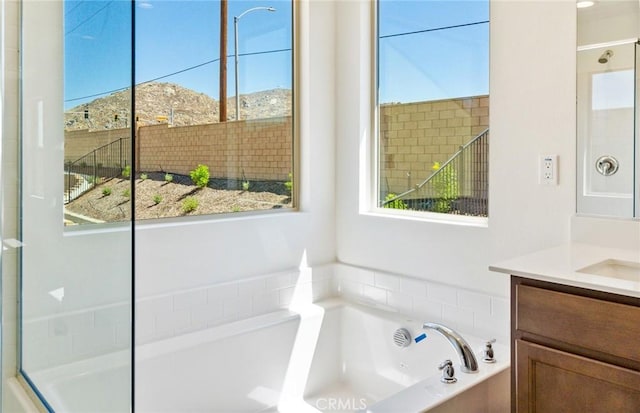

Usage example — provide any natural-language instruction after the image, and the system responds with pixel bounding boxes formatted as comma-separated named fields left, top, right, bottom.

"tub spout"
left=423, top=322, right=478, bottom=373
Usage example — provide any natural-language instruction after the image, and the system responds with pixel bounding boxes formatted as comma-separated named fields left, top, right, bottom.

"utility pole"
left=219, top=0, right=228, bottom=122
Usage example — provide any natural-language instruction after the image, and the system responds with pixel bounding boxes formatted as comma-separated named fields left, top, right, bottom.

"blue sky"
left=64, top=0, right=488, bottom=109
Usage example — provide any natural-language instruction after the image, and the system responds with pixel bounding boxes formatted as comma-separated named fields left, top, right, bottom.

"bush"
left=431, top=162, right=459, bottom=213
left=152, top=194, right=162, bottom=205
left=122, top=165, right=131, bottom=178
left=182, top=197, right=199, bottom=213
left=122, top=189, right=130, bottom=198
left=164, top=173, right=173, bottom=183
left=190, top=164, right=210, bottom=188
left=102, top=187, right=112, bottom=196
left=242, top=181, right=250, bottom=191
left=383, top=193, right=407, bottom=210
left=140, top=173, right=148, bottom=181
left=284, top=172, right=293, bottom=193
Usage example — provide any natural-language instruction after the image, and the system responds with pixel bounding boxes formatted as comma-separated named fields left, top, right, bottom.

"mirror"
left=576, top=0, right=639, bottom=219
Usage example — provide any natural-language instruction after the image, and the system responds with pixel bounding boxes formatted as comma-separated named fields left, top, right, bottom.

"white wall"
left=335, top=0, right=578, bottom=299
left=135, top=0, right=337, bottom=297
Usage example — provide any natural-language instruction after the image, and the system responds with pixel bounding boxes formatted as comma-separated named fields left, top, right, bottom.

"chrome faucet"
left=423, top=322, right=479, bottom=373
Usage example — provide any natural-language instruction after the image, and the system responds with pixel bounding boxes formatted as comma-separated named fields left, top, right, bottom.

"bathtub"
left=136, top=299, right=509, bottom=412
left=28, top=299, right=509, bottom=412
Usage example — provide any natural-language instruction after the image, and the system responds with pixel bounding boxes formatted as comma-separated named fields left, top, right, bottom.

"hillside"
left=65, top=82, right=292, bottom=130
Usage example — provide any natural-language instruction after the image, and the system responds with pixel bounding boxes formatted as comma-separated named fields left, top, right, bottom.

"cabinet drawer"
left=516, top=284, right=640, bottom=364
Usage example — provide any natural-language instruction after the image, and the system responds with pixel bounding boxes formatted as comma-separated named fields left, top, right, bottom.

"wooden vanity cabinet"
left=511, top=277, right=640, bottom=412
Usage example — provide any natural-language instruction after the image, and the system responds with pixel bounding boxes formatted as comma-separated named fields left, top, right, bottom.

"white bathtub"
left=28, top=299, right=509, bottom=412
left=136, top=299, right=509, bottom=413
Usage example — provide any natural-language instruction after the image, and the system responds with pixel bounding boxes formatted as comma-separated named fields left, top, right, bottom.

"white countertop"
left=489, top=243, right=640, bottom=298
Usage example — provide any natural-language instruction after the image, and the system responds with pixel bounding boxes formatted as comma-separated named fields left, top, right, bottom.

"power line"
left=64, top=48, right=292, bottom=104
left=64, top=1, right=85, bottom=17
left=65, top=1, right=114, bottom=36
left=380, top=20, right=489, bottom=39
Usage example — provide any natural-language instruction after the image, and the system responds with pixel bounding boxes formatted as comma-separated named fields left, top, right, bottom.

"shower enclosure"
left=576, top=1, right=639, bottom=219
left=20, top=1, right=133, bottom=411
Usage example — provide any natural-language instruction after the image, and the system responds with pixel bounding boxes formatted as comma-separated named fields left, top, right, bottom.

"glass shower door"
left=20, top=1, right=133, bottom=411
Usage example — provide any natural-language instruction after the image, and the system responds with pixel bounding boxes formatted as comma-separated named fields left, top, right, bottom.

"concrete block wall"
left=64, top=128, right=130, bottom=164
left=380, top=95, right=489, bottom=195
left=138, top=116, right=293, bottom=181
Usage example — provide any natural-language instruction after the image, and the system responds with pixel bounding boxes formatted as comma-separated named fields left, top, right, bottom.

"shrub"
left=122, top=189, right=130, bottom=198
left=431, top=162, right=459, bottom=213
left=102, top=187, right=112, bottom=196
left=284, top=172, right=293, bottom=193
left=231, top=206, right=241, bottom=213
left=164, top=173, right=173, bottom=183
left=242, top=181, right=250, bottom=191
left=140, top=173, right=148, bottom=181
left=121, top=165, right=131, bottom=178
left=152, top=194, right=162, bottom=205
left=190, top=164, right=210, bottom=188
left=383, top=193, right=407, bottom=210
left=182, top=197, right=199, bottom=213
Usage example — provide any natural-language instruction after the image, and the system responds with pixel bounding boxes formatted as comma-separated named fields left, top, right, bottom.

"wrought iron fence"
left=382, top=129, right=489, bottom=216
left=64, top=137, right=130, bottom=204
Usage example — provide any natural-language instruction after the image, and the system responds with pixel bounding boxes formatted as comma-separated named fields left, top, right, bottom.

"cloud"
left=138, top=2, right=153, bottom=9
left=81, top=35, right=95, bottom=40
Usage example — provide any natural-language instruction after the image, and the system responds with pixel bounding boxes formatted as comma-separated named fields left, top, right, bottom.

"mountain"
left=64, top=82, right=292, bottom=130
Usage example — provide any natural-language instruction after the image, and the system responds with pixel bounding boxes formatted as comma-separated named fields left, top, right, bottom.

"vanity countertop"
left=489, top=243, right=640, bottom=298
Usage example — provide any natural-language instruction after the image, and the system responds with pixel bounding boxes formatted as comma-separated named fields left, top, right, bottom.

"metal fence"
left=64, top=137, right=130, bottom=204
left=382, top=129, right=489, bottom=216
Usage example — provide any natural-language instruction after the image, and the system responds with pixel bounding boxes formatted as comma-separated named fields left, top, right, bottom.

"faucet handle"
left=438, top=359, right=457, bottom=383
left=482, top=339, right=496, bottom=363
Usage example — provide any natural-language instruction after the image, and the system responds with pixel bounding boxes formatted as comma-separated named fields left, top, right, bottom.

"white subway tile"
left=95, top=304, right=130, bottom=329
left=338, top=280, right=363, bottom=297
left=137, top=295, right=173, bottom=315
left=375, top=272, right=400, bottom=291
left=400, top=277, right=428, bottom=298
left=457, top=290, right=492, bottom=315
left=155, top=309, right=190, bottom=336
left=238, top=278, right=267, bottom=296
left=135, top=312, right=154, bottom=342
left=279, top=286, right=296, bottom=307
left=442, top=304, right=474, bottom=333
left=426, top=283, right=458, bottom=305
left=312, top=280, right=331, bottom=302
left=356, top=268, right=376, bottom=285
left=72, top=326, right=116, bottom=356
left=49, top=312, right=94, bottom=337
left=309, top=265, right=333, bottom=282
left=253, top=291, right=280, bottom=315
left=190, top=301, right=224, bottom=330
left=363, top=285, right=387, bottom=304
left=223, top=297, right=252, bottom=319
left=266, top=273, right=295, bottom=291
left=115, top=322, right=132, bottom=348
left=207, top=282, right=239, bottom=302
left=386, top=291, right=413, bottom=315
left=413, top=298, right=443, bottom=321
left=473, top=311, right=510, bottom=344
left=174, top=289, right=207, bottom=311
left=491, top=297, right=510, bottom=320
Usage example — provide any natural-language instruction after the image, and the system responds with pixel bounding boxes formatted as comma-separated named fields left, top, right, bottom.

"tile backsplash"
left=24, top=262, right=509, bottom=371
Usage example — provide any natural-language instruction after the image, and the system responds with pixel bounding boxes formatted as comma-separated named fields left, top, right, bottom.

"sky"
left=64, top=0, right=489, bottom=109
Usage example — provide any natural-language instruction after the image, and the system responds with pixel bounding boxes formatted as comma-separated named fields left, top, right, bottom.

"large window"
left=63, top=0, right=294, bottom=225
left=377, top=0, right=489, bottom=217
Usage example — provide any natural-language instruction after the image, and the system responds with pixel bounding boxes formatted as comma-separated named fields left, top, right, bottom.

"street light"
left=234, top=6, right=276, bottom=120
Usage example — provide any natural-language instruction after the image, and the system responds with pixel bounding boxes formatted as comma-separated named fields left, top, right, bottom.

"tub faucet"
left=423, top=322, right=479, bottom=373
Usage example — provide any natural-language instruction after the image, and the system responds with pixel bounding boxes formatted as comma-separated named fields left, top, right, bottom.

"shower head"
left=598, top=50, right=613, bottom=64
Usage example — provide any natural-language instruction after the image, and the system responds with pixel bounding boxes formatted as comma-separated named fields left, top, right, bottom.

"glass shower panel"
left=20, top=1, right=132, bottom=411
left=577, top=41, right=636, bottom=218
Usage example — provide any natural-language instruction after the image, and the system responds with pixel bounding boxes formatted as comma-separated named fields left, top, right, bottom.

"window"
left=377, top=0, right=489, bottom=217
left=63, top=0, right=294, bottom=225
